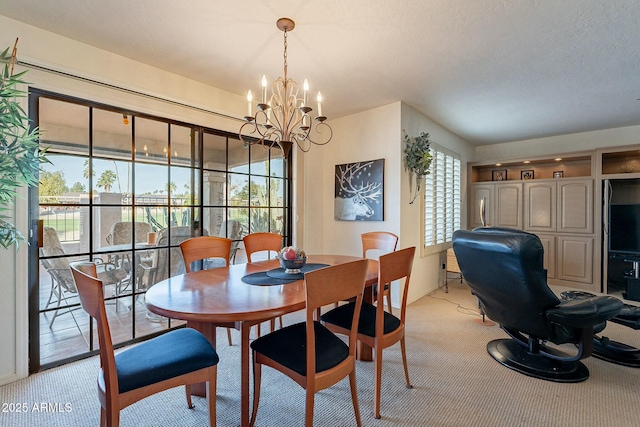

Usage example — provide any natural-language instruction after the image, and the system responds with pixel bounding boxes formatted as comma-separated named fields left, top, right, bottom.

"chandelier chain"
left=283, top=29, right=288, bottom=80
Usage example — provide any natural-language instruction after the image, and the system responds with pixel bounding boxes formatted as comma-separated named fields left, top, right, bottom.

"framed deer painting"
left=334, top=159, right=384, bottom=221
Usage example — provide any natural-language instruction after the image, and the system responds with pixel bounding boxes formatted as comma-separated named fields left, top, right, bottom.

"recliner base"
left=487, top=339, right=589, bottom=383
left=592, top=338, right=640, bottom=367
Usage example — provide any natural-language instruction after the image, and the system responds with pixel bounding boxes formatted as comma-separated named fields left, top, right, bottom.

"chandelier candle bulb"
left=261, top=75, right=267, bottom=103
left=303, top=79, right=309, bottom=107
left=317, top=92, right=323, bottom=117
left=246, top=90, right=253, bottom=117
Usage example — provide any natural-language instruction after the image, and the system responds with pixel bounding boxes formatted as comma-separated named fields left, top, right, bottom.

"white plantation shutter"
left=423, top=145, right=461, bottom=248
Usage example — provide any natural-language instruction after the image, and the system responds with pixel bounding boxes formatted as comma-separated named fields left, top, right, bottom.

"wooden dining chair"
left=243, top=232, right=282, bottom=262
left=180, top=235, right=234, bottom=346
left=243, top=232, right=284, bottom=332
left=321, top=246, right=415, bottom=419
left=361, top=231, right=398, bottom=313
left=70, top=261, right=219, bottom=427
left=249, top=259, right=368, bottom=427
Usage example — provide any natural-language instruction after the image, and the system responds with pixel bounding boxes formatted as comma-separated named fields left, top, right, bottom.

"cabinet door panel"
left=536, top=233, right=555, bottom=279
left=557, top=236, right=593, bottom=283
left=524, top=182, right=556, bottom=231
left=558, top=179, right=593, bottom=234
left=469, top=184, right=494, bottom=229
left=495, top=183, right=522, bottom=229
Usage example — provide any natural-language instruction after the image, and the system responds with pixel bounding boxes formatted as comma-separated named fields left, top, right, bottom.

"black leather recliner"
left=452, top=227, right=623, bottom=382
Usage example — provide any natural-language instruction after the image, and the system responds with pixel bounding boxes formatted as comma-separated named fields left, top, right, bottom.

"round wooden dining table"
left=145, top=254, right=379, bottom=427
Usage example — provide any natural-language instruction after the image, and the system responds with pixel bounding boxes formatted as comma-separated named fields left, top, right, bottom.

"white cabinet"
left=524, top=179, right=592, bottom=234
left=523, top=178, right=594, bottom=288
left=468, top=155, right=596, bottom=291
left=469, top=182, right=522, bottom=229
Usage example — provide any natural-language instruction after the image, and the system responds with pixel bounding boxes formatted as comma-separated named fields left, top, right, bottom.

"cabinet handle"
left=480, top=197, right=487, bottom=227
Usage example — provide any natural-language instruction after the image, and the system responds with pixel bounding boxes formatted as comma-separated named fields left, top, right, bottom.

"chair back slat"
left=361, top=231, right=398, bottom=258
left=377, top=246, right=415, bottom=322
left=304, top=259, right=367, bottom=389
left=305, top=259, right=368, bottom=311
left=378, top=246, right=415, bottom=287
left=243, top=232, right=283, bottom=262
left=180, top=236, right=232, bottom=273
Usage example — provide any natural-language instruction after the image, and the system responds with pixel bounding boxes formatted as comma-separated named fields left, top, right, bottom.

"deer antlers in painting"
left=334, top=161, right=382, bottom=221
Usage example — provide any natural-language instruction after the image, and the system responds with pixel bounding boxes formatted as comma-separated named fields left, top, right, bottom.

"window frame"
left=421, top=142, right=461, bottom=256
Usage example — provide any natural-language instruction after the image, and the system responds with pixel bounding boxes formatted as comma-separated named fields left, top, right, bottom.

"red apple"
left=283, top=247, right=297, bottom=260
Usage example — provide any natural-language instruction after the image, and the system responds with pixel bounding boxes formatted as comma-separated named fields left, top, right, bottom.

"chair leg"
left=105, top=405, right=119, bottom=427
left=185, top=384, right=194, bottom=409
left=100, top=408, right=106, bottom=427
left=278, top=315, right=283, bottom=329
left=227, top=327, right=233, bottom=346
left=249, top=358, right=262, bottom=427
left=374, top=345, right=383, bottom=419
left=45, top=277, right=57, bottom=307
left=400, top=336, right=412, bottom=389
left=349, top=369, right=362, bottom=427
left=207, top=366, right=217, bottom=427
left=48, top=283, right=67, bottom=328
left=305, top=389, right=315, bottom=427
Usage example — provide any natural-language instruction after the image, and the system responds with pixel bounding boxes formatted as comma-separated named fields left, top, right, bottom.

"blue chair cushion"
left=113, top=327, right=219, bottom=394
left=321, top=302, right=401, bottom=337
left=250, top=321, right=348, bottom=377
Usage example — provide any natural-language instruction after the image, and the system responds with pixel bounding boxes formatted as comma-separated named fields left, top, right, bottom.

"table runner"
left=241, top=263, right=329, bottom=286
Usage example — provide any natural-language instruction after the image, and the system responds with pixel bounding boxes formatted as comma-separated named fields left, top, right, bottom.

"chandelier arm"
left=303, top=121, right=333, bottom=146
left=292, top=135, right=312, bottom=153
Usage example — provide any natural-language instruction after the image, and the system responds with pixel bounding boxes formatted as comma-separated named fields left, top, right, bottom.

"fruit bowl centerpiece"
left=279, top=246, right=307, bottom=274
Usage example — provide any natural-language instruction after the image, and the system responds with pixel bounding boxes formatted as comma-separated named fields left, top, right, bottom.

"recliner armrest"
left=546, top=296, right=623, bottom=328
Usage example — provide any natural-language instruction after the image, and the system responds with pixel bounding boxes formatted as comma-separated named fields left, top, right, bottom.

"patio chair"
left=104, top=221, right=153, bottom=292
left=219, top=220, right=243, bottom=264
left=40, top=227, right=128, bottom=327
left=138, top=226, right=204, bottom=290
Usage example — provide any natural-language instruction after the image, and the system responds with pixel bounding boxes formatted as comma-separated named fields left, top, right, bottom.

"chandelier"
left=239, top=18, right=332, bottom=158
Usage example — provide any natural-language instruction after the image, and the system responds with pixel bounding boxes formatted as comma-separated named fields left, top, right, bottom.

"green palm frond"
left=0, top=41, right=49, bottom=249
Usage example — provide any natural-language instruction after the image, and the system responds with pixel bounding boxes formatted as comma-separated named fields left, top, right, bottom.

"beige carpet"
left=1, top=281, right=639, bottom=427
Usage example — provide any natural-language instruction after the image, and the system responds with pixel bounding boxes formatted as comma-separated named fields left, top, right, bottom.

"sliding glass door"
left=29, top=89, right=291, bottom=371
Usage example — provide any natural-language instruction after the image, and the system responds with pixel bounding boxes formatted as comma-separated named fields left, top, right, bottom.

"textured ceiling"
left=1, top=0, right=640, bottom=145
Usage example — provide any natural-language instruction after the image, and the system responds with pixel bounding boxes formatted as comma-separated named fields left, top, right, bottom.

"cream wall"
left=302, top=103, right=402, bottom=256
